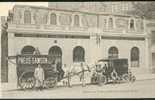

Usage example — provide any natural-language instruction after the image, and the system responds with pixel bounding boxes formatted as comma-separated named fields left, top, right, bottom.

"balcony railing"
left=8, top=23, right=145, bottom=35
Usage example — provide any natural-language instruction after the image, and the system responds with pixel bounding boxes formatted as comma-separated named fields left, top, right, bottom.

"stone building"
left=1, top=2, right=155, bottom=83
left=1, top=16, right=8, bottom=82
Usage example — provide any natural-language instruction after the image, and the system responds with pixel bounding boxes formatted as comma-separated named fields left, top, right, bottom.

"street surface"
left=1, top=79, right=155, bottom=98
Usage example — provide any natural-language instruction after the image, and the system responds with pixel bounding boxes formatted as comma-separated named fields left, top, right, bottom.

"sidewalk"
left=1, top=73, right=155, bottom=91
left=135, top=73, right=155, bottom=81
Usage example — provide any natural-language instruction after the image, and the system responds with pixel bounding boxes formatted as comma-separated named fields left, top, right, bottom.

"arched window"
left=131, top=47, right=139, bottom=67
left=73, top=46, right=85, bottom=62
left=74, top=15, right=80, bottom=27
left=48, top=46, right=62, bottom=63
left=130, top=19, right=135, bottom=30
left=24, top=10, right=31, bottom=24
left=50, top=13, right=57, bottom=25
left=108, top=46, right=118, bottom=59
left=21, top=46, right=35, bottom=55
left=108, top=18, right=113, bottom=29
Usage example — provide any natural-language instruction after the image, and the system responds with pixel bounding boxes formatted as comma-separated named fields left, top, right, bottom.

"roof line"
left=13, top=4, right=139, bottom=18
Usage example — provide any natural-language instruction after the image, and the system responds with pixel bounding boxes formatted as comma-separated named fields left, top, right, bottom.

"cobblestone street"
left=1, top=79, right=155, bottom=98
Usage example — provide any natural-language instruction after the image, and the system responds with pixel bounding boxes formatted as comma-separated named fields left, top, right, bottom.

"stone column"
left=71, top=14, right=74, bottom=27
left=8, top=33, right=17, bottom=87
left=56, top=13, right=60, bottom=26
left=79, top=14, right=82, bottom=27
left=145, top=36, right=149, bottom=73
left=31, top=12, right=35, bottom=24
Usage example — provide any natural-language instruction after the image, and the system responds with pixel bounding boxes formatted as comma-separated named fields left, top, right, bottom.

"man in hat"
left=34, top=64, right=45, bottom=90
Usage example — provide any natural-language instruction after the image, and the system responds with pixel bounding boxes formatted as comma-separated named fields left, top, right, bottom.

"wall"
left=7, top=31, right=147, bottom=83
left=11, top=5, right=145, bottom=34
left=100, top=39, right=146, bottom=74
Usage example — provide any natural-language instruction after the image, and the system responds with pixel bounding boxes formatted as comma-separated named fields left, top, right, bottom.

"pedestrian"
left=51, top=60, right=57, bottom=72
left=34, top=64, right=45, bottom=90
left=96, top=63, right=103, bottom=86
left=103, top=64, right=109, bottom=82
left=56, top=59, right=64, bottom=81
left=67, top=64, right=75, bottom=87
left=80, top=62, right=86, bottom=87
left=62, top=64, right=69, bottom=86
left=111, top=69, right=119, bottom=83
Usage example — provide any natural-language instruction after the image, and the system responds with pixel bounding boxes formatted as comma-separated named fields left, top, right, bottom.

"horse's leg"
left=68, top=72, right=72, bottom=87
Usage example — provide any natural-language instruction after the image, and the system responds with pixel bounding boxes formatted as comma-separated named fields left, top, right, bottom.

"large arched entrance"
left=48, top=46, right=62, bottom=64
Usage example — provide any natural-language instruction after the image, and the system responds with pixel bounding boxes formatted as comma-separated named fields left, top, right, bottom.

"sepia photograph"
left=0, top=1, right=155, bottom=98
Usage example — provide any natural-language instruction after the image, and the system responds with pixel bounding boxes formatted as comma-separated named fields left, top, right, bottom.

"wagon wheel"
left=96, top=75, right=107, bottom=85
left=19, top=72, right=36, bottom=90
left=44, top=77, right=57, bottom=88
left=122, top=74, right=130, bottom=82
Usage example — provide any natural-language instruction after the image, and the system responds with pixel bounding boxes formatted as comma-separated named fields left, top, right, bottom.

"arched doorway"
left=131, top=47, right=139, bottom=67
left=21, top=45, right=35, bottom=55
left=108, top=46, right=119, bottom=59
left=48, top=46, right=62, bottom=64
left=73, top=46, right=85, bottom=62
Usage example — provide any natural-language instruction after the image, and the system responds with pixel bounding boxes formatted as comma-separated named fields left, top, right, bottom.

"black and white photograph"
left=0, top=1, right=155, bottom=98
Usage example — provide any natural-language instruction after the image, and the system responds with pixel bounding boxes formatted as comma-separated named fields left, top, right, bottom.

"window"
left=73, top=46, right=85, bottom=62
left=74, top=15, right=80, bottom=27
left=50, top=13, right=57, bottom=25
left=130, top=19, right=135, bottom=30
left=108, top=46, right=118, bottom=59
left=48, top=46, right=62, bottom=63
left=108, top=18, right=113, bottom=29
left=24, top=10, right=31, bottom=24
left=21, top=46, right=35, bottom=55
left=131, top=47, right=139, bottom=67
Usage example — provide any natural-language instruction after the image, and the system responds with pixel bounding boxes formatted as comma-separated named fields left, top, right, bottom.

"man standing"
left=34, top=64, right=45, bottom=90
left=62, top=64, right=69, bottom=86
left=96, top=63, right=103, bottom=86
left=56, top=59, right=64, bottom=81
left=80, top=62, right=86, bottom=87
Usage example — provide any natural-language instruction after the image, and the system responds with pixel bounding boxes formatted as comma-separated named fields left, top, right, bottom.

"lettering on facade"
left=17, top=56, right=49, bottom=64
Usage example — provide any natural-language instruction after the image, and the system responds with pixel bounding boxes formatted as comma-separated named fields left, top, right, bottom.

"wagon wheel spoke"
left=20, top=77, right=35, bottom=89
left=45, top=77, right=57, bottom=88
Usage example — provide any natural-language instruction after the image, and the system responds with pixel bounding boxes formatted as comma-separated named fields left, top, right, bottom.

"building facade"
left=1, top=3, right=154, bottom=83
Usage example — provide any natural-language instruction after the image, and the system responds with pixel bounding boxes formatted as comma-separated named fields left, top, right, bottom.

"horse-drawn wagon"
left=9, top=54, right=91, bottom=90
left=16, top=55, right=58, bottom=89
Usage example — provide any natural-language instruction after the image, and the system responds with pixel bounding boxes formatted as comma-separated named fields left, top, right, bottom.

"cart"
left=91, top=58, right=136, bottom=85
left=15, top=54, right=58, bottom=89
left=8, top=54, right=91, bottom=90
